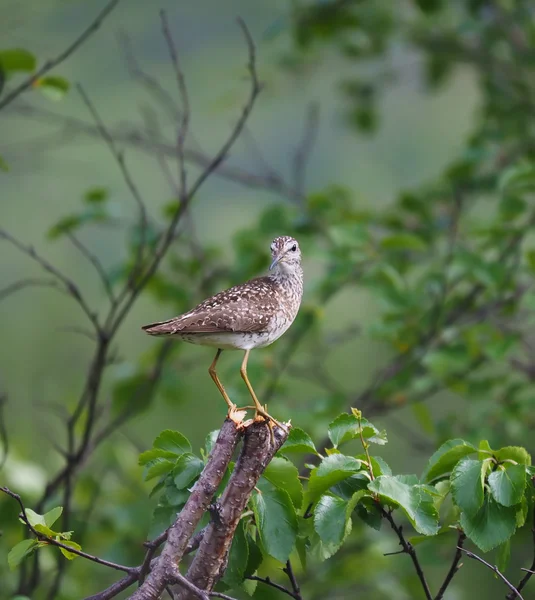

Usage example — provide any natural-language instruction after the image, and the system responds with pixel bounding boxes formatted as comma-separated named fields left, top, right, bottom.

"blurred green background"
left=2, top=0, right=534, bottom=598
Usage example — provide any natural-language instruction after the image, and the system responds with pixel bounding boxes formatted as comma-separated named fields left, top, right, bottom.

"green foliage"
left=8, top=506, right=81, bottom=569
left=0, top=49, right=36, bottom=73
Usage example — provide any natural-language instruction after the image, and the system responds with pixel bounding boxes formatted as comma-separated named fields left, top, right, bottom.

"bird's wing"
left=142, top=277, right=278, bottom=335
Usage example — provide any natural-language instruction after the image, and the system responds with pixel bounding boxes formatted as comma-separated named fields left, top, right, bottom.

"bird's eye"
left=291, top=244, right=297, bottom=252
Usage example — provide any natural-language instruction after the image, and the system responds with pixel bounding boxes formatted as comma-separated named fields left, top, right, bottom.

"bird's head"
left=269, top=236, right=302, bottom=274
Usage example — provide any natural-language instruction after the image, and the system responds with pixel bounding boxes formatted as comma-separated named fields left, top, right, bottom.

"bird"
left=141, top=235, right=303, bottom=430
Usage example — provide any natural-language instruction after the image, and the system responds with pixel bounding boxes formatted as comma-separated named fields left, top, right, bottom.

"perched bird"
left=142, top=235, right=303, bottom=429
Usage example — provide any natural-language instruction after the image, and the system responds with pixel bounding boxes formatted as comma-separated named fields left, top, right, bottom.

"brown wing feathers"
left=142, top=277, right=278, bottom=336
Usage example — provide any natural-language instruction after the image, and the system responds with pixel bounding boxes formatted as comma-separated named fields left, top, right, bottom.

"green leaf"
left=380, top=233, right=427, bottom=252
left=34, top=523, right=56, bottom=537
left=495, top=446, right=531, bottom=466
left=138, top=448, right=179, bottom=466
left=84, top=187, right=108, bottom=204
left=451, top=458, right=487, bottom=516
left=496, top=539, right=511, bottom=574
left=59, top=539, right=81, bottom=560
left=368, top=475, right=439, bottom=535
left=0, top=48, right=36, bottom=73
left=204, top=430, right=220, bottom=456
left=282, top=427, right=318, bottom=455
left=306, top=455, right=362, bottom=506
left=251, top=480, right=298, bottom=563
left=43, top=506, right=63, bottom=528
left=356, top=496, right=383, bottom=530
left=38, top=76, right=70, bottom=101
left=143, top=458, right=177, bottom=482
left=263, top=457, right=303, bottom=508
left=460, top=494, right=517, bottom=552
left=0, top=155, right=8, bottom=172
left=24, top=508, right=48, bottom=528
left=313, top=491, right=363, bottom=555
left=8, top=539, right=38, bottom=570
left=328, top=413, right=387, bottom=448
left=499, top=163, right=535, bottom=196
left=422, top=439, right=478, bottom=483
left=222, top=521, right=248, bottom=588
left=172, top=453, right=204, bottom=489
left=154, top=430, right=191, bottom=456
left=148, top=504, right=177, bottom=539
left=243, top=533, right=263, bottom=578
left=488, top=464, right=526, bottom=507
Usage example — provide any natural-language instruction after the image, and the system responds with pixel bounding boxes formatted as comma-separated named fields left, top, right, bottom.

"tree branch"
left=458, top=547, right=524, bottom=600
left=0, top=229, right=101, bottom=332
left=434, top=531, right=466, bottom=600
left=177, top=421, right=289, bottom=598
left=0, top=0, right=121, bottom=110
left=381, top=507, right=432, bottom=600
left=129, top=417, right=243, bottom=600
left=507, top=487, right=535, bottom=600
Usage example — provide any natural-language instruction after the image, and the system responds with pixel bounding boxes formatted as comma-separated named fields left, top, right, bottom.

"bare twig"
left=292, top=102, right=320, bottom=202
left=11, top=103, right=302, bottom=202
left=283, top=560, right=303, bottom=600
left=507, top=493, right=535, bottom=600
left=0, top=0, right=121, bottom=110
left=0, top=277, right=62, bottom=302
left=76, top=83, right=149, bottom=300
left=118, top=30, right=180, bottom=121
left=160, top=10, right=190, bottom=199
left=381, top=508, right=432, bottom=600
left=434, top=531, right=466, bottom=600
left=0, top=392, right=8, bottom=470
left=247, top=575, right=299, bottom=599
left=458, top=547, right=524, bottom=600
left=0, top=230, right=100, bottom=332
left=84, top=572, right=139, bottom=600
left=67, top=232, right=116, bottom=305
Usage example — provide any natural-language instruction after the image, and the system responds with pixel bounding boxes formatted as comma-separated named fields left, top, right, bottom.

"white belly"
left=175, top=317, right=293, bottom=351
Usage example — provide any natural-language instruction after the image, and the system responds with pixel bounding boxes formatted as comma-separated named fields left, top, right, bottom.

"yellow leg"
left=209, top=349, right=255, bottom=418
left=240, top=350, right=287, bottom=437
left=208, top=349, right=236, bottom=414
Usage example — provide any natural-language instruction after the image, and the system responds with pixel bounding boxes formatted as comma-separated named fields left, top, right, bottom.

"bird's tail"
left=141, top=319, right=177, bottom=336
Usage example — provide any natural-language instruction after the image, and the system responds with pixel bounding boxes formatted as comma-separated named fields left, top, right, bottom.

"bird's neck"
left=270, top=264, right=303, bottom=296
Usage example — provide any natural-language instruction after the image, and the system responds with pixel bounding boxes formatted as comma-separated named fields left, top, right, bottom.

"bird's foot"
left=227, top=403, right=249, bottom=425
left=254, top=405, right=289, bottom=445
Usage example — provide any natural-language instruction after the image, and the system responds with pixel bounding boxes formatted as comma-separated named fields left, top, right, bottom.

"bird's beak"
left=269, top=255, right=281, bottom=271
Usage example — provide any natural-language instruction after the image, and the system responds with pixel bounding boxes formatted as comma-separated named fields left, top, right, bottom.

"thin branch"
left=0, top=277, right=62, bottom=302
left=11, top=103, right=302, bottom=202
left=76, top=84, right=149, bottom=302
left=160, top=10, right=190, bottom=199
left=283, top=560, right=303, bottom=600
left=84, top=572, right=139, bottom=600
left=0, top=0, right=121, bottom=110
left=118, top=30, right=180, bottom=121
left=292, top=102, right=320, bottom=202
left=381, top=508, right=432, bottom=600
left=67, top=232, right=116, bottom=305
left=0, top=486, right=135, bottom=574
left=0, top=392, right=8, bottom=470
left=508, top=493, right=535, bottom=600
left=247, top=575, right=299, bottom=599
left=434, top=531, right=466, bottom=600
left=0, top=229, right=100, bottom=332
left=106, top=17, right=263, bottom=339
left=458, top=547, right=524, bottom=600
